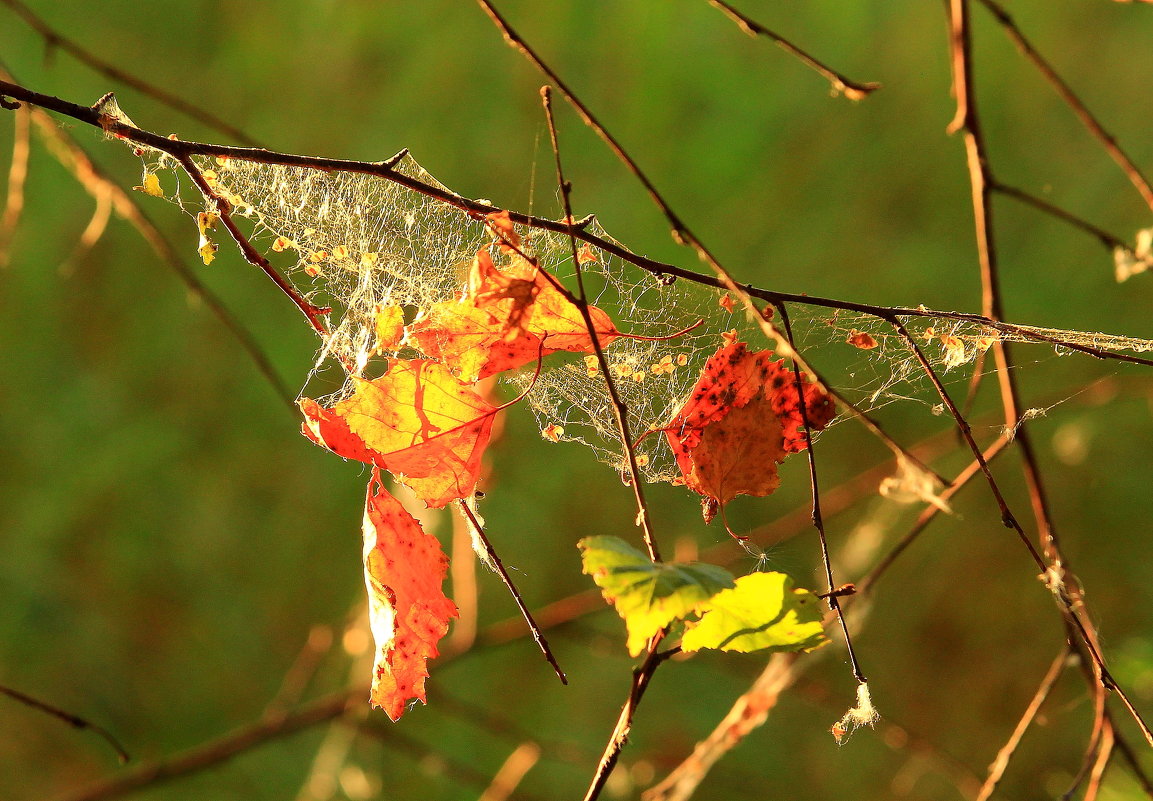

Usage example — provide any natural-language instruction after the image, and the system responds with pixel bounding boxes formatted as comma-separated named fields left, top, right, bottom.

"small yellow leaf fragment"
left=651, top=355, right=674, bottom=375
left=332, top=244, right=350, bottom=260
left=846, top=330, right=878, bottom=350
left=631, top=371, right=646, bottom=383
left=584, top=354, right=599, bottom=377
left=271, top=236, right=293, bottom=253
left=136, top=171, right=164, bottom=197
left=676, top=353, right=688, bottom=366
left=308, top=250, right=328, bottom=263
left=361, top=252, right=379, bottom=268
left=542, top=424, right=564, bottom=443
left=373, top=304, right=406, bottom=353
left=196, top=211, right=218, bottom=265
left=201, top=169, right=219, bottom=188
left=635, top=453, right=649, bottom=467
left=721, top=329, right=739, bottom=345
left=304, top=263, right=322, bottom=277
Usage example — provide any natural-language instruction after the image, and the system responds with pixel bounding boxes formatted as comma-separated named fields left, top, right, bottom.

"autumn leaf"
left=680, top=572, right=827, bottom=654
left=407, top=248, right=619, bottom=382
left=663, top=340, right=834, bottom=522
left=578, top=535, right=733, bottom=656
left=362, top=470, right=458, bottom=720
left=300, top=358, right=498, bottom=507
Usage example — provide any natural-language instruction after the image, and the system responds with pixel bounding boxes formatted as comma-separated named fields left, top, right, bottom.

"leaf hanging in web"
left=663, top=339, right=835, bottom=522
left=578, top=535, right=734, bottom=656
left=680, top=572, right=827, bottom=654
left=300, top=358, right=498, bottom=507
left=407, top=248, right=619, bottom=382
left=362, top=470, right=458, bottom=720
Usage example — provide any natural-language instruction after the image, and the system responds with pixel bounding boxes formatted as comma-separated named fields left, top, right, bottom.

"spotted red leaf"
left=664, top=340, right=834, bottom=521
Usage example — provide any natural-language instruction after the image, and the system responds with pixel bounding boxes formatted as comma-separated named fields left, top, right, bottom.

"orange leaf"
left=300, top=359, right=498, bottom=507
left=362, top=470, right=458, bottom=720
left=846, top=330, right=878, bottom=350
left=374, top=304, right=406, bottom=354
left=663, top=340, right=834, bottom=522
left=408, top=248, right=618, bottom=382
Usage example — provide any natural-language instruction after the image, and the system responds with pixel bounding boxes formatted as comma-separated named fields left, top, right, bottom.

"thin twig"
left=778, top=303, right=865, bottom=683
left=0, top=0, right=260, bottom=146
left=456, top=500, right=567, bottom=684
left=975, top=0, right=1153, bottom=214
left=993, top=182, right=1129, bottom=252
left=1, top=684, right=129, bottom=765
left=540, top=84, right=660, bottom=562
left=975, top=646, right=1070, bottom=801
left=705, top=0, right=880, bottom=99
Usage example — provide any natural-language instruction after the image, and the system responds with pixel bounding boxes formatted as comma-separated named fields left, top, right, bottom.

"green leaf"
left=578, top=535, right=735, bottom=656
left=680, top=572, right=827, bottom=654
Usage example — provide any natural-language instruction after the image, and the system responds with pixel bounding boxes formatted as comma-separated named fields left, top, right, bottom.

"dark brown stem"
left=173, top=152, right=331, bottom=338
left=540, top=84, right=660, bottom=562
left=993, top=183, right=1129, bottom=252
left=778, top=303, right=865, bottom=684
left=582, top=638, right=667, bottom=801
left=456, top=499, right=568, bottom=684
left=1, top=684, right=129, bottom=765
left=705, top=0, right=880, bottom=99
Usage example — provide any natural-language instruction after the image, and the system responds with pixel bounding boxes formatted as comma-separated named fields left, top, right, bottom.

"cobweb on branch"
left=131, top=147, right=1153, bottom=479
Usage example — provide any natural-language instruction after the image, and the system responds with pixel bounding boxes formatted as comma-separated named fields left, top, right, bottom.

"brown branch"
left=1, top=79, right=1151, bottom=372
left=52, top=689, right=359, bottom=801
left=1, top=684, right=129, bottom=766
left=975, top=0, right=1153, bottom=215
left=0, top=0, right=261, bottom=146
left=705, top=0, right=880, bottom=100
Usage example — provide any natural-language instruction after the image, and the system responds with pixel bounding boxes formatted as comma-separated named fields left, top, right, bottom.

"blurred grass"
left=2, top=1, right=1153, bottom=800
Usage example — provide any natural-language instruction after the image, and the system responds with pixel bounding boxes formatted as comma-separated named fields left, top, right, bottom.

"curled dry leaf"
left=407, top=248, right=618, bottom=382
left=362, top=470, right=458, bottom=720
left=663, top=340, right=834, bottom=522
left=300, top=358, right=498, bottom=508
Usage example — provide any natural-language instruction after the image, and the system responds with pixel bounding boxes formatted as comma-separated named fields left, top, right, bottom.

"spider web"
left=132, top=149, right=1153, bottom=479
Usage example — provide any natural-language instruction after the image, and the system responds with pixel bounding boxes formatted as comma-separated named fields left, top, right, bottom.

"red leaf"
left=663, top=340, right=834, bottom=522
left=300, top=359, right=498, bottom=507
left=362, top=471, right=458, bottom=720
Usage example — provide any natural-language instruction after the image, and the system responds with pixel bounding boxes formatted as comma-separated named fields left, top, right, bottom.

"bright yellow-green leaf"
left=680, top=572, right=827, bottom=654
left=578, top=535, right=734, bottom=656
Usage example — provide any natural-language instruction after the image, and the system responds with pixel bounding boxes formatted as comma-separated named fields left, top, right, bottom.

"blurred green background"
left=3, top=1, right=1153, bottom=799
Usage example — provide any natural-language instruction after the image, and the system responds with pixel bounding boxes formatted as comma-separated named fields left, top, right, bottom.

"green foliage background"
left=3, top=1, right=1153, bottom=799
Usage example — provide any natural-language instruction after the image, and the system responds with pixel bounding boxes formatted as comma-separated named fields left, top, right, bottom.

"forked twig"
left=456, top=499, right=567, bottom=684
